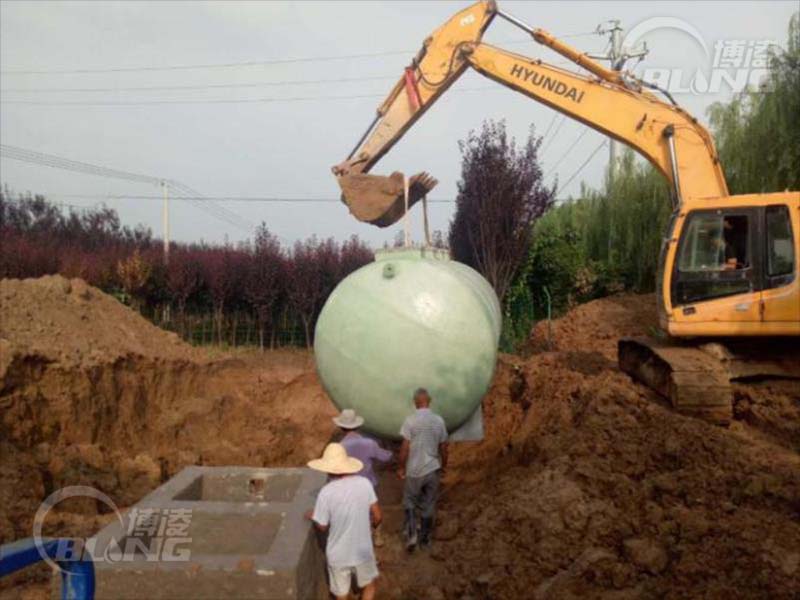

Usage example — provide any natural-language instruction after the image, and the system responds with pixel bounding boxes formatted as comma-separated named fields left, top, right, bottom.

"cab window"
left=674, top=211, right=753, bottom=305
left=678, top=213, right=749, bottom=272
left=765, top=205, right=795, bottom=285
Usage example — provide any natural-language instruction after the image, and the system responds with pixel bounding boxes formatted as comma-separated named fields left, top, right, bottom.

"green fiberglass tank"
left=314, top=247, right=501, bottom=440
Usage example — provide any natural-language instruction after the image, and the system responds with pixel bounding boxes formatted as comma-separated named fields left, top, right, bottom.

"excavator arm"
left=332, top=1, right=496, bottom=226
left=334, top=0, right=729, bottom=226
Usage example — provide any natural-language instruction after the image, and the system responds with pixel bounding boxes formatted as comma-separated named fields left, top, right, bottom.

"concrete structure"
left=85, top=466, right=327, bottom=599
left=315, top=247, right=501, bottom=441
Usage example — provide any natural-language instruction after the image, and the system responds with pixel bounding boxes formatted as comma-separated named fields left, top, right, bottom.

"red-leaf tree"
left=448, top=119, right=555, bottom=303
left=286, top=236, right=337, bottom=347
left=166, top=247, right=203, bottom=333
left=339, top=234, right=374, bottom=278
left=244, top=224, right=286, bottom=350
left=203, top=246, right=246, bottom=344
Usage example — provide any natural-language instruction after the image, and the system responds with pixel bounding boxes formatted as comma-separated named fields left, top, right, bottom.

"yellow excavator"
left=332, top=0, right=800, bottom=423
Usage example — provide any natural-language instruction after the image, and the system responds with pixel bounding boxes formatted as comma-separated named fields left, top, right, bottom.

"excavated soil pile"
left=2, top=280, right=799, bottom=599
left=391, top=294, right=800, bottom=599
left=0, top=276, right=337, bottom=596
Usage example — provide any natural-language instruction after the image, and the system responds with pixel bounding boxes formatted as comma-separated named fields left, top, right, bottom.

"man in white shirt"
left=397, top=388, right=449, bottom=552
left=307, top=442, right=383, bottom=600
left=335, top=408, right=393, bottom=547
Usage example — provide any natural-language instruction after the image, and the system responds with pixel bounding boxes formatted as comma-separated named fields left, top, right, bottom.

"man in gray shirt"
left=397, top=388, right=449, bottom=552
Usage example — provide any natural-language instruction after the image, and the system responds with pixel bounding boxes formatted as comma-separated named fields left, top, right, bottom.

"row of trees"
left=0, top=191, right=372, bottom=347
left=516, top=150, right=672, bottom=317
left=2, top=15, right=796, bottom=352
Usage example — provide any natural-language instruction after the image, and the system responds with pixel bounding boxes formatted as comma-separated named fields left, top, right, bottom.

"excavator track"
left=619, top=337, right=800, bottom=425
left=619, top=338, right=733, bottom=424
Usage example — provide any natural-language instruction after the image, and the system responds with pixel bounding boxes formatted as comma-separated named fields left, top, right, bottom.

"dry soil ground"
left=1, top=276, right=799, bottom=599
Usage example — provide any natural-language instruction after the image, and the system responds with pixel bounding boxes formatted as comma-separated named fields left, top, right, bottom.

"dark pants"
left=402, top=470, right=440, bottom=544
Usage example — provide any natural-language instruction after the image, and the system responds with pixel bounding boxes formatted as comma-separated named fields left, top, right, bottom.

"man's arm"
left=313, top=520, right=330, bottom=533
left=305, top=491, right=330, bottom=533
left=369, top=502, right=383, bottom=528
left=439, top=442, right=449, bottom=473
left=304, top=509, right=330, bottom=532
left=372, top=440, right=393, bottom=463
left=397, top=439, right=410, bottom=479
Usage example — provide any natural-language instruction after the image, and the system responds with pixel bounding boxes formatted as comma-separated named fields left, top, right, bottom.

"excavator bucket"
left=337, top=171, right=438, bottom=228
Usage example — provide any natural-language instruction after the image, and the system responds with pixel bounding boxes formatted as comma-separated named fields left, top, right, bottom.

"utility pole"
left=161, top=180, right=170, bottom=265
left=589, top=20, right=649, bottom=181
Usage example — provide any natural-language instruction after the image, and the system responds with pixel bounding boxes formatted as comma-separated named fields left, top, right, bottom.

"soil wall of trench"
left=0, top=277, right=337, bottom=598
left=2, top=276, right=799, bottom=600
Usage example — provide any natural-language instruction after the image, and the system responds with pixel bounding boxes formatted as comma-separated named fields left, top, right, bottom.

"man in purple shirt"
left=335, top=409, right=393, bottom=546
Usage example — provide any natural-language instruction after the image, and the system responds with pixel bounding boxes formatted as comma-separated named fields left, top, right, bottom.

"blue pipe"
left=0, top=538, right=94, bottom=600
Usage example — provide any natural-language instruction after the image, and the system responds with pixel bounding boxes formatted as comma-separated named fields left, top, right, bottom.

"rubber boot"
left=419, top=517, right=434, bottom=549
left=403, top=509, right=418, bottom=552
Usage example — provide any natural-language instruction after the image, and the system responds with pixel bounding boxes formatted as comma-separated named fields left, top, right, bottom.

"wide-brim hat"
left=333, top=408, right=365, bottom=430
left=308, top=443, right=363, bottom=475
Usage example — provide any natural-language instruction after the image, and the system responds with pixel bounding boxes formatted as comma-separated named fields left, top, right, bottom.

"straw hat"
left=333, top=408, right=365, bottom=430
left=308, top=443, right=363, bottom=475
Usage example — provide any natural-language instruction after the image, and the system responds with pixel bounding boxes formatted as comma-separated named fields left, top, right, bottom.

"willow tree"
left=708, top=12, right=800, bottom=194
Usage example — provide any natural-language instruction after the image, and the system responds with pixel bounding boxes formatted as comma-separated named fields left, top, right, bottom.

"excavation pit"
left=83, top=466, right=328, bottom=600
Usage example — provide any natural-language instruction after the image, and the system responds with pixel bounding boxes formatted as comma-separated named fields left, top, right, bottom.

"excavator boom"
left=333, top=0, right=728, bottom=226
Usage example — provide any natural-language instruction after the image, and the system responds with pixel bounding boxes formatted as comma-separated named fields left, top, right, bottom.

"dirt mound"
left=420, top=294, right=800, bottom=599
left=0, top=275, right=200, bottom=369
left=0, top=277, right=337, bottom=571
left=529, top=293, right=658, bottom=359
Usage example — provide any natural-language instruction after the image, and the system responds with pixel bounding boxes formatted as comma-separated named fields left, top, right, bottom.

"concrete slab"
left=84, top=466, right=328, bottom=600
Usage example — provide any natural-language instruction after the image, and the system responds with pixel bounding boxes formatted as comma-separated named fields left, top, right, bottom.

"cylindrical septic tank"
left=314, top=247, right=501, bottom=440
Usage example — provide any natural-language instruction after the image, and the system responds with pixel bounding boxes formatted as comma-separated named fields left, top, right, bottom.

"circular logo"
left=32, top=485, right=125, bottom=571
left=622, top=16, right=710, bottom=59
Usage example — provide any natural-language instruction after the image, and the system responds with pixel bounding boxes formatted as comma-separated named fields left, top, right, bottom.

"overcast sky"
left=1, top=0, right=796, bottom=248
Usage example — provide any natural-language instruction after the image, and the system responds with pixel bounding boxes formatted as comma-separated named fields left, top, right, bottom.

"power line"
left=0, top=49, right=413, bottom=76
left=556, top=140, right=608, bottom=195
left=43, top=194, right=459, bottom=203
left=37, top=192, right=576, bottom=205
left=538, top=113, right=559, bottom=144
left=52, top=201, right=97, bottom=210
left=544, top=127, right=589, bottom=178
left=0, top=144, right=160, bottom=185
left=0, top=63, right=580, bottom=105
left=167, top=181, right=252, bottom=233
left=0, top=85, right=505, bottom=106
left=0, top=32, right=596, bottom=76
left=539, top=115, right=566, bottom=156
left=1, top=92, right=390, bottom=106
left=1, top=75, right=397, bottom=94
left=0, top=144, right=251, bottom=232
